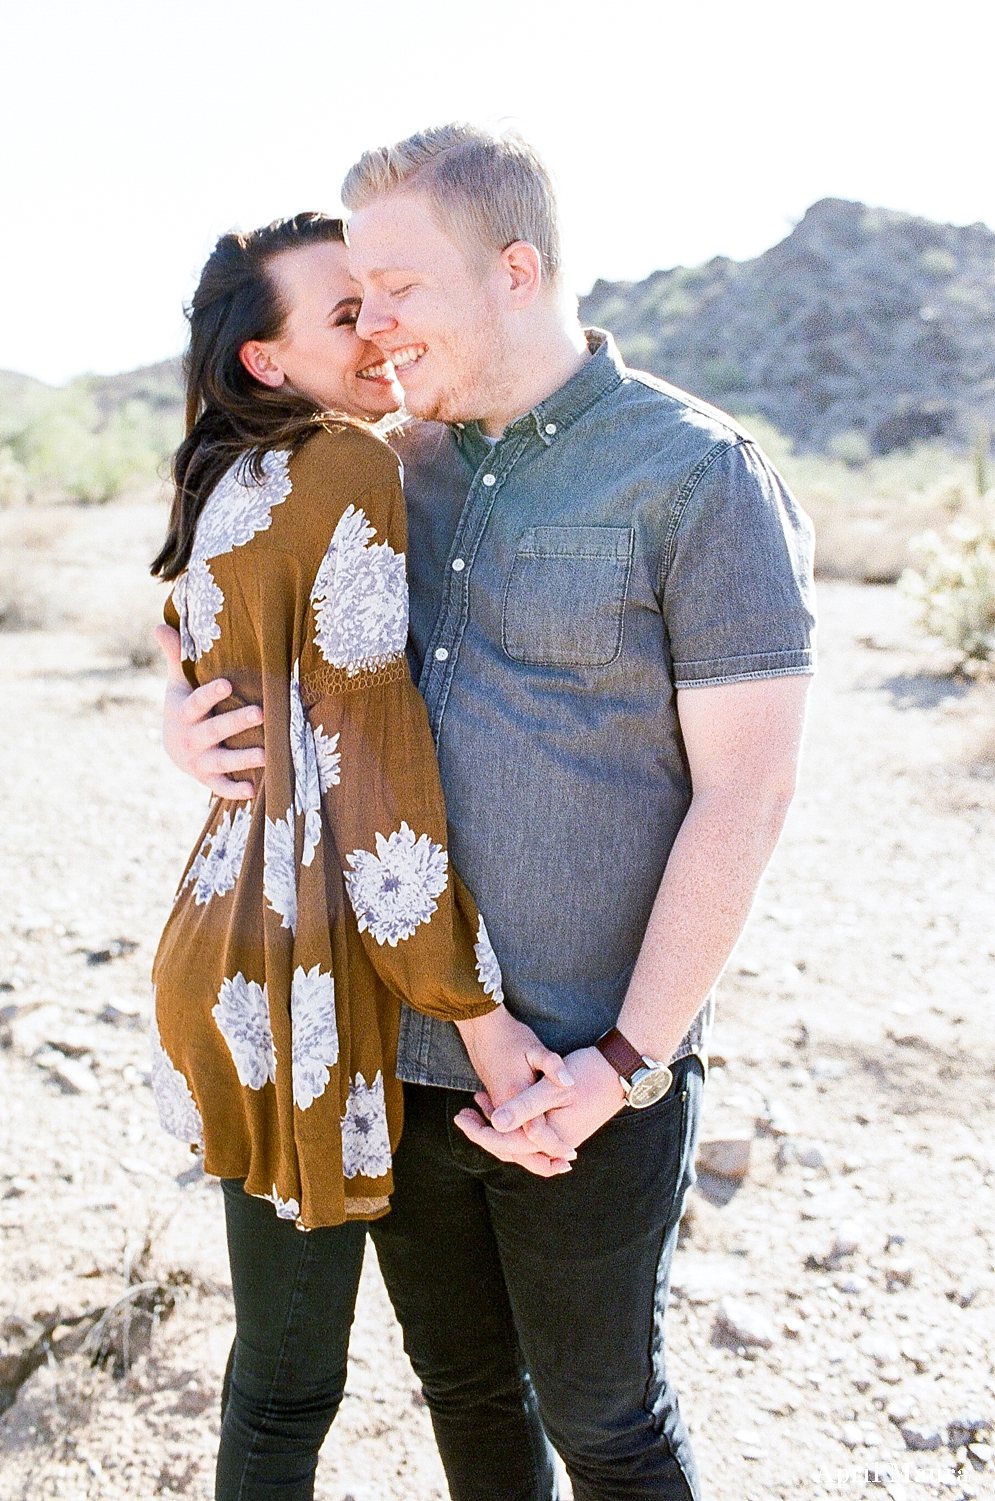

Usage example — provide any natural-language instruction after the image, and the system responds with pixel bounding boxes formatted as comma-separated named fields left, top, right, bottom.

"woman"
left=149, top=213, right=569, bottom=1500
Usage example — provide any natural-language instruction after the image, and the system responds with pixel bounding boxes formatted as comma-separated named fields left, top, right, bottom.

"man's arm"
left=156, top=625, right=265, bottom=798
left=456, top=673, right=811, bottom=1153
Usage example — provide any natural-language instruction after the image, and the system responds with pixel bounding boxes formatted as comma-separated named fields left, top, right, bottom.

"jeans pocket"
left=502, top=526, right=634, bottom=667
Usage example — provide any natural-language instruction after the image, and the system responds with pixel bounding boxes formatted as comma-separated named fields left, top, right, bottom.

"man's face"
left=349, top=193, right=512, bottom=426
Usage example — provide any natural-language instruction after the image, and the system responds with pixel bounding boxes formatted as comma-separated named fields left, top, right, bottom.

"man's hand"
left=454, top=1008, right=577, bottom=1176
left=454, top=1044, right=626, bottom=1161
left=157, top=625, right=265, bottom=799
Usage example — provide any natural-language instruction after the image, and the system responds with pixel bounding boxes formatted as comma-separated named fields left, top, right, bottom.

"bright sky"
left=4, top=0, right=995, bottom=384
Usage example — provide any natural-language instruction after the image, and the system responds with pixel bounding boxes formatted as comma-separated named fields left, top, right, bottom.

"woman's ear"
left=239, top=340, right=286, bottom=389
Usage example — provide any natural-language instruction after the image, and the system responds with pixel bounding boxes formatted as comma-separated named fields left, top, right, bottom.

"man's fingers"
left=204, top=776, right=256, bottom=800
left=453, top=1110, right=572, bottom=1176
left=525, top=1044, right=575, bottom=1090
left=489, top=1076, right=572, bottom=1133
left=520, top=1114, right=576, bottom=1159
left=155, top=624, right=183, bottom=679
left=181, top=677, right=234, bottom=725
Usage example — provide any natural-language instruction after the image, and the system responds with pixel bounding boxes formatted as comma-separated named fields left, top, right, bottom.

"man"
left=162, top=125, right=815, bottom=1500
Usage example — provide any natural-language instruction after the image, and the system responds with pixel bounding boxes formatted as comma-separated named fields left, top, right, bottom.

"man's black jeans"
left=370, top=1057, right=703, bottom=1501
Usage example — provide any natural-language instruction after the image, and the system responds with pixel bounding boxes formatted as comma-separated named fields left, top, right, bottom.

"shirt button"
left=545, top=422, right=557, bottom=435
left=482, top=473, right=496, bottom=487
left=434, top=647, right=449, bottom=662
left=451, top=558, right=465, bottom=572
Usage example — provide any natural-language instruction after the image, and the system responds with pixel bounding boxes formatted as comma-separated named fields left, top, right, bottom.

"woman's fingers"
left=519, top=1113, right=577, bottom=1159
left=453, top=1110, right=572, bottom=1176
left=204, top=775, right=257, bottom=800
left=155, top=624, right=184, bottom=681
left=182, top=677, right=235, bottom=727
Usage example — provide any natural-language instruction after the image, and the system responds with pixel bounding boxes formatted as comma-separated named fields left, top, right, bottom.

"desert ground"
left=0, top=498, right=993, bottom=1501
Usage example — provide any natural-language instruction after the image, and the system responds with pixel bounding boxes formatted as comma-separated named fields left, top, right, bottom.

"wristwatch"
left=595, top=1027, right=673, bottom=1109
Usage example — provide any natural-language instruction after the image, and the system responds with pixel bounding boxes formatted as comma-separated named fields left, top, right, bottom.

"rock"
left=858, top=1331, right=902, bottom=1365
left=670, top=1255, right=745, bottom=1305
left=900, top=1422, right=944, bottom=1451
left=776, top=1140, right=797, bottom=1168
left=757, top=1101, right=797, bottom=1137
left=714, top=1298, right=775, bottom=1348
left=900, top=1342, right=931, bottom=1373
left=831, top=1224, right=862, bottom=1257
left=949, top=1416, right=992, bottom=1447
left=834, top=1274, right=869, bottom=1295
left=886, top=1259, right=914, bottom=1288
left=947, top=1281, right=979, bottom=1308
left=783, top=1315, right=804, bottom=1337
left=695, top=1137, right=751, bottom=1180
left=852, top=1373, right=873, bottom=1393
left=878, top=1365, right=903, bottom=1385
left=887, top=1396, right=917, bottom=1425
left=811, top=1057, right=847, bottom=1080
left=36, top=1053, right=99, bottom=1095
left=968, top=1442, right=993, bottom=1465
left=840, top=1422, right=862, bottom=1449
left=796, top=1144, right=826, bottom=1170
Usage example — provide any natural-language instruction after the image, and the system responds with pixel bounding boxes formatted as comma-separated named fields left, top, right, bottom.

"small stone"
left=811, top=1056, right=847, bottom=1080
left=948, top=1415, right=992, bottom=1447
left=795, top=1144, right=826, bottom=1170
left=900, top=1343, right=931, bottom=1373
left=696, top=1137, right=752, bottom=1180
left=776, top=1140, right=797, bottom=1168
left=840, top=1422, right=862, bottom=1449
left=852, top=1373, right=873, bottom=1393
left=947, top=1281, right=979, bottom=1308
left=900, top=1422, right=944, bottom=1451
left=834, top=1273, right=869, bottom=1295
left=968, top=1442, right=993, bottom=1465
left=878, top=1365, right=903, bottom=1385
left=40, top=1055, right=99, bottom=1095
left=886, top=1260, right=914, bottom=1288
left=782, top=1315, right=804, bottom=1337
left=715, top=1298, right=775, bottom=1348
left=887, top=1396, right=917, bottom=1425
left=758, top=1100, right=797, bottom=1137
left=858, top=1331, right=901, bottom=1365
left=831, top=1223, right=862, bottom=1257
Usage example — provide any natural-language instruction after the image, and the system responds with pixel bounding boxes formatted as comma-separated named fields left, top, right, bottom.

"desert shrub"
left=901, top=511, right=995, bottom=668
left=738, top=413, right=974, bottom=582
left=0, top=378, right=182, bottom=505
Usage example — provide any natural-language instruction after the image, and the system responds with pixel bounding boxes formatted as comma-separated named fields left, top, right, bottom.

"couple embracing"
left=150, top=124, right=815, bottom=1501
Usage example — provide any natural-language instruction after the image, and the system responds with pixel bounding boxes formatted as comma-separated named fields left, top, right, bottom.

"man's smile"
left=386, top=344, right=428, bottom=374
left=356, top=356, right=397, bottom=383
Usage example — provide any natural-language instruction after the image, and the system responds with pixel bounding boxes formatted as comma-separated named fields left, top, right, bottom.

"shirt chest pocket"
left=501, top=526, right=634, bottom=667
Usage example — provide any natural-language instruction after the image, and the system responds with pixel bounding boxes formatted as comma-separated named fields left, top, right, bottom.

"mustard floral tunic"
left=150, top=422, right=502, bottom=1229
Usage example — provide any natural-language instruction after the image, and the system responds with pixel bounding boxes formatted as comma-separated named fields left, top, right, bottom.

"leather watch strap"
left=595, top=1026, right=646, bottom=1082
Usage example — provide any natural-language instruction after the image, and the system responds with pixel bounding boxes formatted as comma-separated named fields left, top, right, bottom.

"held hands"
left=454, top=1008, right=579, bottom=1176
left=157, top=625, right=265, bottom=798
left=453, top=1039, right=627, bottom=1174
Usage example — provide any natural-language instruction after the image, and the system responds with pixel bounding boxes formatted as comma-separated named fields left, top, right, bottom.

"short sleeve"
left=662, top=440, right=816, bottom=688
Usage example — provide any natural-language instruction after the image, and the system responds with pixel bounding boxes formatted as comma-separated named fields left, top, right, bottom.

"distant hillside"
left=580, top=198, right=995, bottom=453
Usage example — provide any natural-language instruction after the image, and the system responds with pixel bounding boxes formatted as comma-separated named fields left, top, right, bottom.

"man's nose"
left=355, top=294, right=395, bottom=344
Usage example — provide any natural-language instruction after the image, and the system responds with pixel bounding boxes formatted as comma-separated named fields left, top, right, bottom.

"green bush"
left=902, top=512, right=995, bottom=668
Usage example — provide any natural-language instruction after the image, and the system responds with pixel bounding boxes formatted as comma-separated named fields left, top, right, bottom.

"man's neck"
left=477, top=318, right=591, bottom=439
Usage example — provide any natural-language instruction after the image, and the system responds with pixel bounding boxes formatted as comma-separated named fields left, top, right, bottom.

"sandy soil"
left=0, top=500, right=993, bottom=1501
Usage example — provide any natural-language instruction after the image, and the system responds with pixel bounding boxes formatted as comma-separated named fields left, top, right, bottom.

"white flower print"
left=289, top=662, right=322, bottom=867
left=291, top=964, right=339, bottom=1111
left=344, top=822, right=449, bottom=946
left=341, top=1071, right=391, bottom=1179
left=474, top=915, right=505, bottom=1004
left=311, top=504, right=408, bottom=675
left=184, top=805, right=252, bottom=905
left=177, top=449, right=293, bottom=661
left=260, top=1185, right=300, bottom=1221
left=263, top=807, right=297, bottom=933
left=313, top=724, right=341, bottom=791
left=149, top=1007, right=204, bottom=1147
left=212, top=974, right=276, bottom=1090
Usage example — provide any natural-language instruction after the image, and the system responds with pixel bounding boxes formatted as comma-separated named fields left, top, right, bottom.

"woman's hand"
left=157, top=624, right=265, bottom=798
left=454, top=1008, right=577, bottom=1175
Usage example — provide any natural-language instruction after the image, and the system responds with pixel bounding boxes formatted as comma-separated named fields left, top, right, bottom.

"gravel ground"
left=0, top=501, right=993, bottom=1501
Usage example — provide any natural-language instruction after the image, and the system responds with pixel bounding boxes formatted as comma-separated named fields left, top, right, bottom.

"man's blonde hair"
left=341, top=123, right=562, bottom=285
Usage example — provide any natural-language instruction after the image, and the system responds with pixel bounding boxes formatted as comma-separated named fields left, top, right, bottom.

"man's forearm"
left=617, top=783, right=794, bottom=1063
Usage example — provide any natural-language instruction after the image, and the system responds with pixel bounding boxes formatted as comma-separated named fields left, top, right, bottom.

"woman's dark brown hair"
left=151, top=213, right=347, bottom=580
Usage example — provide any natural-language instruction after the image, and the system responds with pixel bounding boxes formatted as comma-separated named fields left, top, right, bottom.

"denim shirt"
left=391, top=331, right=816, bottom=1090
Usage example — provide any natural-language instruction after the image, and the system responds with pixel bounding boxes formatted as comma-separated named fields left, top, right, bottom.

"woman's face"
left=242, top=240, right=404, bottom=420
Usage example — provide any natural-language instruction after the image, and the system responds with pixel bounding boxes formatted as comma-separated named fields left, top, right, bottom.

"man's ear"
left=501, top=241, right=543, bottom=308
left=239, top=340, right=286, bottom=389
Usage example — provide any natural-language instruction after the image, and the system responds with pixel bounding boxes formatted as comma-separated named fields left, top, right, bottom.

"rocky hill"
left=580, top=198, right=995, bottom=453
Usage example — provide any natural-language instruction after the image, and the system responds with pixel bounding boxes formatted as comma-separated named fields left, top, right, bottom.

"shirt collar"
left=454, top=328, right=625, bottom=457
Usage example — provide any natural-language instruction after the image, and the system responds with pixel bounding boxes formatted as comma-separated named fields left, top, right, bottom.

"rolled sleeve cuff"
left=673, top=647, right=816, bottom=689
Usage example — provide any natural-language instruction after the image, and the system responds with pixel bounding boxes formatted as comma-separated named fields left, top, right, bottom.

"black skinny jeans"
left=371, top=1060, right=702, bottom=1501
left=217, top=1055, right=701, bottom=1501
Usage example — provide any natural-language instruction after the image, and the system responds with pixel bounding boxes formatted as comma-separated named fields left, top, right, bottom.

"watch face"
left=627, top=1065, right=674, bottom=1109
